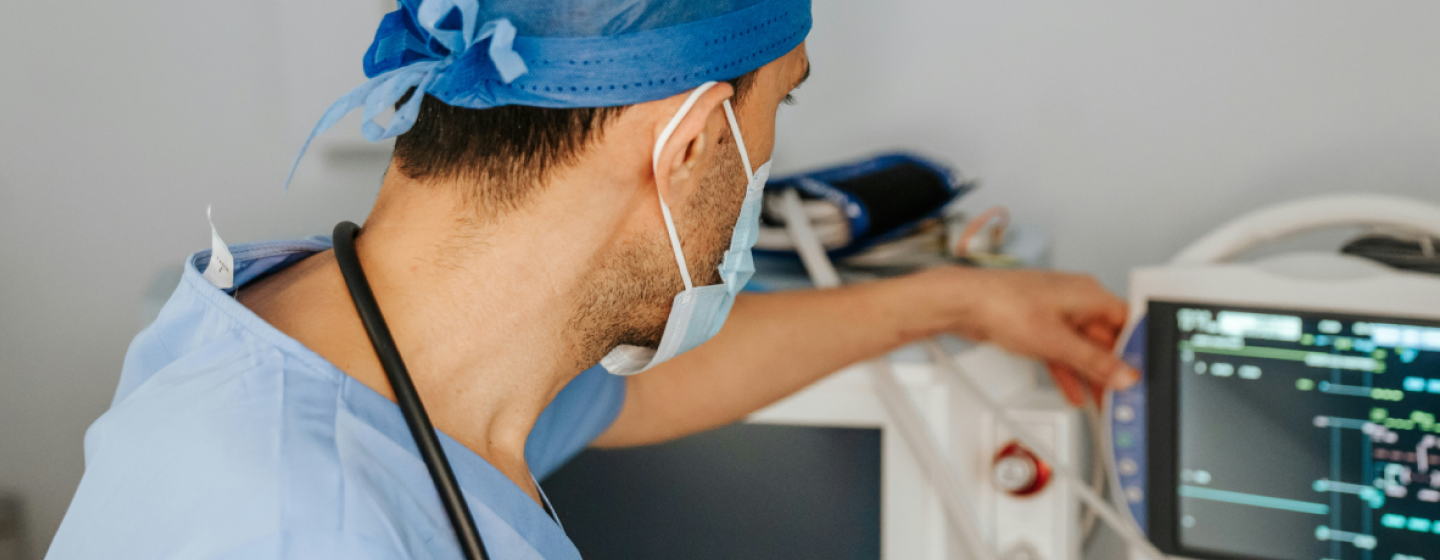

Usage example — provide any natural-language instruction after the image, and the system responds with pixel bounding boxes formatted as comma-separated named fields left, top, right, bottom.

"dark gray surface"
left=541, top=423, right=881, bottom=560
left=0, top=493, right=29, bottom=560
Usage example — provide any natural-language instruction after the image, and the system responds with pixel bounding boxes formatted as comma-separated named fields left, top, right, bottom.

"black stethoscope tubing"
left=333, top=221, right=490, bottom=560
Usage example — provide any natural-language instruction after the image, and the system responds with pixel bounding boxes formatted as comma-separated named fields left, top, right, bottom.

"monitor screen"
left=1147, top=301, right=1440, bottom=560
left=540, top=423, right=882, bottom=560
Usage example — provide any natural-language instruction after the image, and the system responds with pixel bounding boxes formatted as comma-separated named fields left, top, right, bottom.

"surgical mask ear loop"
left=721, top=100, right=755, bottom=181
left=651, top=81, right=722, bottom=292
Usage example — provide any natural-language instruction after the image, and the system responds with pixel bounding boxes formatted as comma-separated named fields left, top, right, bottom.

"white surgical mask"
left=601, top=81, right=772, bottom=376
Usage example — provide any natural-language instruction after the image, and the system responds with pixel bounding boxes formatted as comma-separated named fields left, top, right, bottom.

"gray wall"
left=2, top=0, right=1437, bottom=555
left=776, top=1, right=1440, bottom=288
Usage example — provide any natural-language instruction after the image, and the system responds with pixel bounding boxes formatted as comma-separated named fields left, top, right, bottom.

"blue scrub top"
left=46, top=238, right=627, bottom=560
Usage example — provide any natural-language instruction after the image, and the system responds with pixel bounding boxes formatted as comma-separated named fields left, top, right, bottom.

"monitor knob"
left=992, top=441, right=1052, bottom=497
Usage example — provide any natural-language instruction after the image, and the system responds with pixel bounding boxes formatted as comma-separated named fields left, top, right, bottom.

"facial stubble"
left=570, top=131, right=750, bottom=364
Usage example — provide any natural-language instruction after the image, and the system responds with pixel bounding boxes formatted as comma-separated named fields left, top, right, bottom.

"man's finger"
left=1047, top=362, right=1087, bottom=407
left=1041, top=322, right=1138, bottom=390
left=1084, top=320, right=1136, bottom=402
left=1082, top=321, right=1119, bottom=348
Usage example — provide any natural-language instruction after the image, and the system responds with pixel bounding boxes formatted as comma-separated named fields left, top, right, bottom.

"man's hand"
left=911, top=266, right=1139, bottom=406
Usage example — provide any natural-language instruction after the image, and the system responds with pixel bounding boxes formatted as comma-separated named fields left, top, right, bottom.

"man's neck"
left=240, top=164, right=645, bottom=504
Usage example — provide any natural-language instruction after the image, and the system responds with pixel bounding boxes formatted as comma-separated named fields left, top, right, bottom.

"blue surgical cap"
left=287, top=0, right=811, bottom=188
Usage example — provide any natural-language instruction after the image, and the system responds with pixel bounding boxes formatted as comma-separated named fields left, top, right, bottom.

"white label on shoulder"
left=201, top=205, right=234, bottom=289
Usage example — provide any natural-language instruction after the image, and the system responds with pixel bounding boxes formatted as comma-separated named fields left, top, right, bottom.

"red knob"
left=991, top=441, right=1052, bottom=497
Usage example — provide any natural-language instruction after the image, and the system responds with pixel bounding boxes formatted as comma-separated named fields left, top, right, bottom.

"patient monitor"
left=1110, top=194, right=1440, bottom=560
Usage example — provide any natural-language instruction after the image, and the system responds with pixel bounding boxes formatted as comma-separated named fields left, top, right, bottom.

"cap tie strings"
left=284, top=2, right=528, bottom=191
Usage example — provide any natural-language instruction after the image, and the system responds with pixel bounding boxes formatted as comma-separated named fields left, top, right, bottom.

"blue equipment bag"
left=759, top=153, right=973, bottom=257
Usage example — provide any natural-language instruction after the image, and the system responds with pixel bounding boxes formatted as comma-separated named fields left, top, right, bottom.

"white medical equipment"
left=748, top=327, right=1082, bottom=560
left=777, top=190, right=1165, bottom=560
left=1108, top=194, right=1440, bottom=560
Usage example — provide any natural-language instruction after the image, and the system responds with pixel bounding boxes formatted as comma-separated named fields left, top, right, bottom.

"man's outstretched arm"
left=590, top=266, right=1139, bottom=448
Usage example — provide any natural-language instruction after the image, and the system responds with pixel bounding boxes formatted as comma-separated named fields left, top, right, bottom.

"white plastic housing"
left=749, top=343, right=1082, bottom=560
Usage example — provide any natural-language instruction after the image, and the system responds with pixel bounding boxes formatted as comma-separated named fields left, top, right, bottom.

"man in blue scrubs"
left=47, top=1, right=1137, bottom=558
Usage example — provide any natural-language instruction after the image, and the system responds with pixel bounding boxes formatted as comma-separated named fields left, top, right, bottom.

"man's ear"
left=652, top=83, right=735, bottom=204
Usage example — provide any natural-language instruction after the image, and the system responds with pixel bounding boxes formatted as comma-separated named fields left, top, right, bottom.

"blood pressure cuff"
left=759, top=153, right=972, bottom=256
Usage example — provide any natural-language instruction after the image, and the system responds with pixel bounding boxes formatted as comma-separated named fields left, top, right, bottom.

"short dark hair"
left=391, top=71, right=760, bottom=215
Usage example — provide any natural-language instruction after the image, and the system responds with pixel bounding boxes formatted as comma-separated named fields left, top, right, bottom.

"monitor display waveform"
left=1150, top=302, right=1440, bottom=560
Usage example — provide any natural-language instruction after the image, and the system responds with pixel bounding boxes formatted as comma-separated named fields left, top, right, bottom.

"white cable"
left=779, top=187, right=1166, bottom=560
left=780, top=190, right=841, bottom=287
left=781, top=189, right=998, bottom=560
left=1081, top=404, right=1106, bottom=543
left=870, top=358, right=999, bottom=560
left=1171, top=194, right=1440, bottom=265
